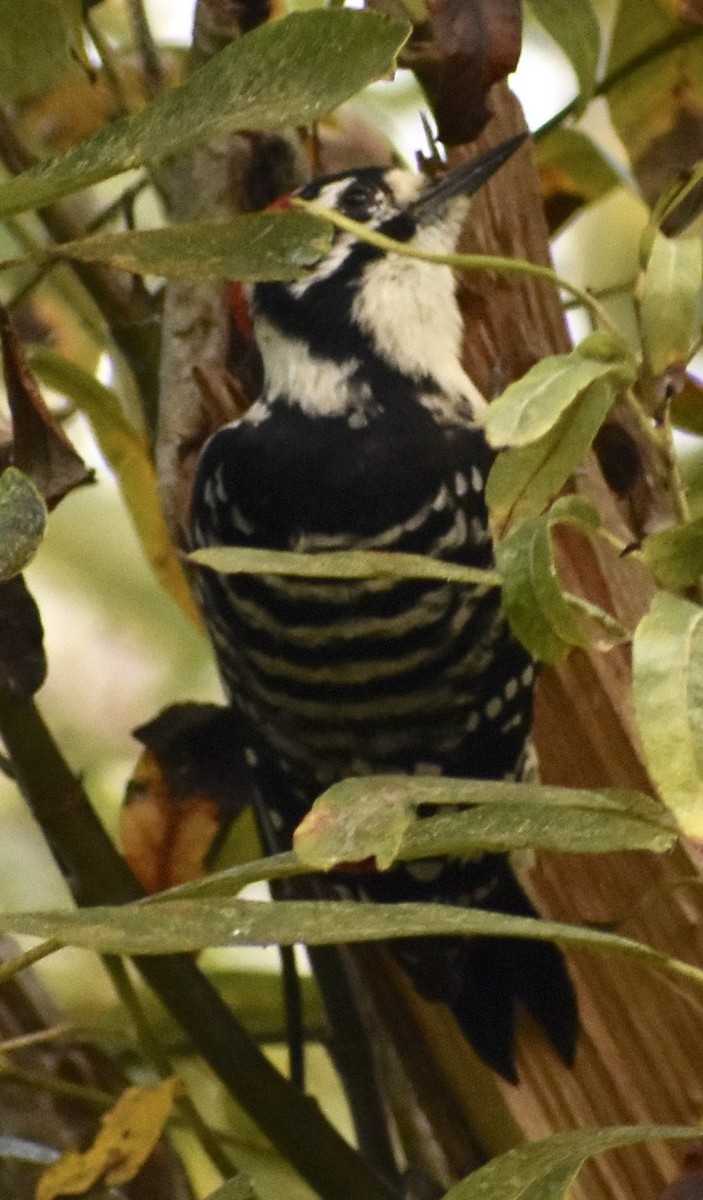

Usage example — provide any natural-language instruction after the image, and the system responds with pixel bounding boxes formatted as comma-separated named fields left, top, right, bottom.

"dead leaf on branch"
left=404, top=0, right=522, bottom=145
left=122, top=703, right=256, bottom=892
left=0, top=305, right=93, bottom=509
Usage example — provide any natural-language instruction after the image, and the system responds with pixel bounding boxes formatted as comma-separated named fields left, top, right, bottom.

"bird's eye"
left=340, top=182, right=376, bottom=221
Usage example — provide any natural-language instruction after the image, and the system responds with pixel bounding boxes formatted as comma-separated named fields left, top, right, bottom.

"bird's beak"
left=409, top=133, right=527, bottom=223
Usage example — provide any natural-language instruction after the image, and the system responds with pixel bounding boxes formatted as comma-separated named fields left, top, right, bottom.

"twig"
left=295, top=199, right=637, bottom=356
left=126, top=0, right=164, bottom=96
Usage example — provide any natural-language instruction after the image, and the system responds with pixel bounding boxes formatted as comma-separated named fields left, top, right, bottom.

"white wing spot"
left=245, top=746, right=259, bottom=768
left=454, top=471, right=469, bottom=496
left=432, top=486, right=449, bottom=512
left=500, top=713, right=524, bottom=734
left=485, top=696, right=503, bottom=720
left=471, top=465, right=484, bottom=492
left=504, top=676, right=519, bottom=701
left=521, top=664, right=535, bottom=687
left=466, top=711, right=480, bottom=733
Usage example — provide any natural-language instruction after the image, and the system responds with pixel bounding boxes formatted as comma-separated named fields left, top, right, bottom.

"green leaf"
left=641, top=517, right=703, bottom=589
left=633, top=591, right=703, bottom=838
left=527, top=0, right=600, bottom=106
left=441, top=1127, right=696, bottom=1200
left=517, top=1159, right=583, bottom=1200
left=496, top=511, right=584, bottom=663
left=48, top=212, right=333, bottom=282
left=496, top=497, right=619, bottom=663
left=0, top=9, right=410, bottom=218
left=5, top=897, right=703, bottom=996
left=293, top=777, right=675, bottom=869
left=29, top=349, right=201, bottom=626
left=486, top=377, right=617, bottom=527
left=295, top=778, right=413, bottom=870
left=485, top=345, right=634, bottom=449
left=639, top=232, right=703, bottom=374
left=0, top=467, right=47, bottom=581
left=190, top=545, right=502, bottom=588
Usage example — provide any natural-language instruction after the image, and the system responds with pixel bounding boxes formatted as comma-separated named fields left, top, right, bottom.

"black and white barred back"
left=190, top=161, right=577, bottom=1080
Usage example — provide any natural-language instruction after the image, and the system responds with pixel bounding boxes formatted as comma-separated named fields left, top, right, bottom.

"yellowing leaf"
left=633, top=591, right=703, bottom=838
left=30, top=349, right=202, bottom=627
left=607, top=0, right=703, bottom=202
left=36, top=1078, right=181, bottom=1199
left=535, top=127, right=621, bottom=233
left=639, top=232, right=703, bottom=374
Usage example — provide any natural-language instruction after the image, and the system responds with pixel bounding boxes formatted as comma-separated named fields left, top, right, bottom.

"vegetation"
left=1, top=1, right=703, bottom=1197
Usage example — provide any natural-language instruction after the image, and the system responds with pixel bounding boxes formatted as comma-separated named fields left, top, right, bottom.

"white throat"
left=350, top=219, right=485, bottom=414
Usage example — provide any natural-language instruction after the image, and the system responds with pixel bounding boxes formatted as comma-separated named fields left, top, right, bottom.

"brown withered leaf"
left=405, top=0, right=522, bottom=145
left=36, top=1078, right=182, bottom=1199
left=0, top=576, right=46, bottom=700
left=0, top=305, right=93, bottom=509
left=122, top=703, right=255, bottom=892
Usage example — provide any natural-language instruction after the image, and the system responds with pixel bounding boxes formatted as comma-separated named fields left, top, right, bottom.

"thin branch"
left=126, top=0, right=165, bottom=96
left=534, top=25, right=703, bottom=141
left=0, top=939, right=62, bottom=985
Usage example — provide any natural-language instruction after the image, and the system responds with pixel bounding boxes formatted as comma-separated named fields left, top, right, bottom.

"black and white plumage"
left=190, top=141, right=578, bottom=1080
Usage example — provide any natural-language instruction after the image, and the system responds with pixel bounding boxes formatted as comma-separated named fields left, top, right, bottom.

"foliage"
left=1, top=1, right=703, bottom=1199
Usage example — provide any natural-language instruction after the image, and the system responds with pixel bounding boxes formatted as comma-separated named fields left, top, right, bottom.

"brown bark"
left=453, top=84, right=702, bottom=1200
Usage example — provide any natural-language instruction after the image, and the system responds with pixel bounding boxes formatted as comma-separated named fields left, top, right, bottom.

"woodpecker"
left=189, top=136, right=578, bottom=1081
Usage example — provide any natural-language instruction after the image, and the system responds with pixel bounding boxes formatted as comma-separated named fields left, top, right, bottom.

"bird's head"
left=249, top=134, right=525, bottom=403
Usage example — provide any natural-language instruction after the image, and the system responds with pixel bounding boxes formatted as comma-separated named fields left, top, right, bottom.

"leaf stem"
left=0, top=938, right=62, bottom=985
left=295, top=200, right=635, bottom=355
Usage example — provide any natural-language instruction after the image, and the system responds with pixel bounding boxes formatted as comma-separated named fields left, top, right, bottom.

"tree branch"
left=0, top=690, right=399, bottom=1200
